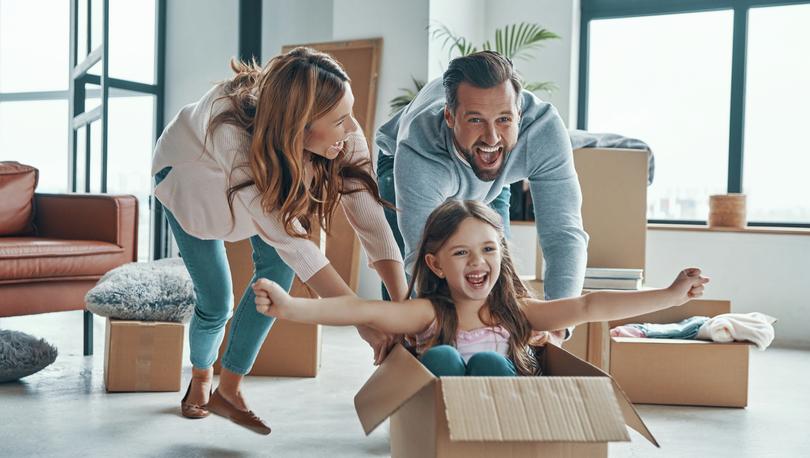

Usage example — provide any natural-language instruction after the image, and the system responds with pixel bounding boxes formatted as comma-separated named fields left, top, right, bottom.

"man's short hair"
left=442, top=50, right=523, bottom=113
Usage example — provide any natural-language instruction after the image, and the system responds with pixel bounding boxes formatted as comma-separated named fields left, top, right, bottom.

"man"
left=376, top=51, right=589, bottom=344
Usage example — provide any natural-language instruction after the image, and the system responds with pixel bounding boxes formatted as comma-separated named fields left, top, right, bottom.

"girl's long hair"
left=209, top=47, right=391, bottom=237
left=407, top=200, right=539, bottom=376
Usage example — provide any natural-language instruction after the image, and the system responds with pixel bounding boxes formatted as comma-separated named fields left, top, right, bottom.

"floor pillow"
left=0, top=330, right=58, bottom=383
left=85, top=258, right=195, bottom=322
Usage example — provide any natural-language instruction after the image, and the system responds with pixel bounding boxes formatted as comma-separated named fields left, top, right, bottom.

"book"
left=583, top=277, right=643, bottom=290
left=584, top=267, right=643, bottom=280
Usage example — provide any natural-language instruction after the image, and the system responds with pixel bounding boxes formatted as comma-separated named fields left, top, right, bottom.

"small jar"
left=708, top=194, right=747, bottom=228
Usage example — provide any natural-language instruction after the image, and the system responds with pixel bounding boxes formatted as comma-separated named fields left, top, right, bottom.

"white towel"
left=696, top=312, right=777, bottom=350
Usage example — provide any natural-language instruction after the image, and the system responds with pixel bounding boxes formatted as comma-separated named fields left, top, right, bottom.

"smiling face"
left=444, top=81, right=520, bottom=181
left=424, top=216, right=503, bottom=306
left=303, top=84, right=359, bottom=160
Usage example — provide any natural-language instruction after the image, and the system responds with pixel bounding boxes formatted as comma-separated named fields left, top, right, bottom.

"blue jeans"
left=377, top=153, right=511, bottom=300
left=155, top=167, right=295, bottom=374
left=419, top=345, right=517, bottom=376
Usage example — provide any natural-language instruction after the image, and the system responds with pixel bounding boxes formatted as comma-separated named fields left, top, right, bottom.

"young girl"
left=152, top=47, right=407, bottom=433
left=253, top=199, right=709, bottom=377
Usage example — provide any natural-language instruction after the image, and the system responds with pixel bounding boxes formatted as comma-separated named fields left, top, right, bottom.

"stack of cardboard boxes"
left=525, top=147, right=751, bottom=408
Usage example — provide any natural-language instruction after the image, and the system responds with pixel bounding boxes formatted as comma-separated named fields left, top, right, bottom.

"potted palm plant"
left=389, top=21, right=560, bottom=114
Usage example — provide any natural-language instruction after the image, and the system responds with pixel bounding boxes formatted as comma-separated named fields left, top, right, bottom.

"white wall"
left=332, top=0, right=431, bottom=300
left=262, top=0, right=333, bottom=59
left=512, top=224, right=810, bottom=348
left=646, top=230, right=810, bottom=348
left=483, top=0, right=580, bottom=127
left=164, top=0, right=238, bottom=121
left=428, top=0, right=486, bottom=80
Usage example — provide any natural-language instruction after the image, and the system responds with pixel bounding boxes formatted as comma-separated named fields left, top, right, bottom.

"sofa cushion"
left=0, top=162, right=38, bottom=236
left=85, top=258, right=195, bottom=322
left=0, top=237, right=125, bottom=283
left=0, top=329, right=58, bottom=382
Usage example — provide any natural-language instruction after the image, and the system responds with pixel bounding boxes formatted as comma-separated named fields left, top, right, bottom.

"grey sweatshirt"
left=376, top=78, right=589, bottom=300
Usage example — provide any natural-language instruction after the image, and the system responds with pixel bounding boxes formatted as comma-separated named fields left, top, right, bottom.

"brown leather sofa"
left=1, top=166, right=138, bottom=356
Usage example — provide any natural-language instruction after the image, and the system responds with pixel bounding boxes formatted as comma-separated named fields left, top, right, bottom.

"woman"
left=151, top=47, right=408, bottom=435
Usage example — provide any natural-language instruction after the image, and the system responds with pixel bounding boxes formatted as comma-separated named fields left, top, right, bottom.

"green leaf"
left=388, top=76, right=426, bottom=115
left=523, top=80, right=557, bottom=96
left=493, top=22, right=559, bottom=60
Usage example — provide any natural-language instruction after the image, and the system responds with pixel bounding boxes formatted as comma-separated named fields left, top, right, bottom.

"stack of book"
left=583, top=267, right=643, bottom=290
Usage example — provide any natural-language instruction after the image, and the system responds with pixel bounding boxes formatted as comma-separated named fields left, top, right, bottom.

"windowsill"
left=511, top=220, right=810, bottom=236
left=647, top=223, right=810, bottom=236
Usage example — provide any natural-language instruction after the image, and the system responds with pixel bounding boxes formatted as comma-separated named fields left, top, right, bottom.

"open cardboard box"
left=354, top=344, right=658, bottom=458
left=608, top=299, right=750, bottom=408
left=213, top=239, right=321, bottom=377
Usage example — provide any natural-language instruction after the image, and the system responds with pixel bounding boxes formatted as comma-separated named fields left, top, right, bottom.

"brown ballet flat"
left=180, top=380, right=211, bottom=419
left=207, top=389, right=271, bottom=435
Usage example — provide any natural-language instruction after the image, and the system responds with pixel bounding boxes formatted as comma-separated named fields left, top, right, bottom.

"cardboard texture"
left=524, top=279, right=610, bottom=371
left=608, top=299, right=750, bottom=407
left=534, top=148, right=649, bottom=279
left=104, top=318, right=183, bottom=392
left=213, top=239, right=322, bottom=377
left=355, top=344, right=658, bottom=458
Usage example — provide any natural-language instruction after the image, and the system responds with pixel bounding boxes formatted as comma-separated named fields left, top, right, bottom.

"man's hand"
left=356, top=325, right=398, bottom=365
left=546, top=329, right=566, bottom=347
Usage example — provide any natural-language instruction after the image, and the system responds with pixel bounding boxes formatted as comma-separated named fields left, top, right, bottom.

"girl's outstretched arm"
left=252, top=278, right=435, bottom=335
left=521, top=268, right=710, bottom=332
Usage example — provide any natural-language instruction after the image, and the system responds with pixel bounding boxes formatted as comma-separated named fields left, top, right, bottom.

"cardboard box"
left=104, top=318, right=183, bottom=392
left=213, top=239, right=321, bottom=377
left=524, top=279, right=610, bottom=371
left=355, top=344, right=658, bottom=458
left=608, top=299, right=750, bottom=407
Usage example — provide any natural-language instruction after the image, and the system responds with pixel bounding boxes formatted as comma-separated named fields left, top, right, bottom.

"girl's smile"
left=426, top=217, right=502, bottom=307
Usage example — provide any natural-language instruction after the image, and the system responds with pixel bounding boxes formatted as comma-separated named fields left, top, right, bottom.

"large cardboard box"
left=355, top=344, right=658, bottom=458
left=524, top=279, right=610, bottom=371
left=104, top=318, right=183, bottom=392
left=213, top=239, right=322, bottom=377
left=608, top=299, right=750, bottom=407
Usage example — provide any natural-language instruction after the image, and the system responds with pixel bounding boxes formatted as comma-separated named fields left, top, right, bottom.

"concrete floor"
left=1, top=311, right=808, bottom=458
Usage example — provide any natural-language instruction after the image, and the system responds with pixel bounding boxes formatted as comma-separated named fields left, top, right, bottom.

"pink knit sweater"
left=151, top=84, right=402, bottom=281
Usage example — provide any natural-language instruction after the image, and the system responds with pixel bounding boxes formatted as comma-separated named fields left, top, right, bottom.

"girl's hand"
left=668, top=268, right=710, bottom=304
left=253, top=278, right=293, bottom=318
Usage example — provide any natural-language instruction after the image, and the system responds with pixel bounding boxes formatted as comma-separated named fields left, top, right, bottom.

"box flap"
left=543, top=344, right=660, bottom=447
left=441, top=377, right=629, bottom=443
left=354, top=344, right=436, bottom=435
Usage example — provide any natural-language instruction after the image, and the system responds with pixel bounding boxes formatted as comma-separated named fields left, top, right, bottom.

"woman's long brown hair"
left=407, top=200, right=539, bottom=376
left=208, top=47, right=391, bottom=237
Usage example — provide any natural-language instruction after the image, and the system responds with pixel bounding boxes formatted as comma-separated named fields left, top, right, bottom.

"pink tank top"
left=415, top=320, right=511, bottom=363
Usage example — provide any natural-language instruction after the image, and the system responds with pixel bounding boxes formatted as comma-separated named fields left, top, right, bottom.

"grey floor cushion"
left=85, top=258, right=195, bottom=322
left=0, top=330, right=58, bottom=383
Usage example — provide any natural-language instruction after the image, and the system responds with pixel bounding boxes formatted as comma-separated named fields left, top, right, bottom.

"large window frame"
left=67, top=0, right=167, bottom=258
left=578, top=0, right=810, bottom=228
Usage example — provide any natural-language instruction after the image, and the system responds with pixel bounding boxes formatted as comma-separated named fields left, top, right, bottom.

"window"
left=0, top=0, right=70, bottom=192
left=743, top=3, right=810, bottom=224
left=580, top=0, right=810, bottom=227
left=1, top=0, right=165, bottom=260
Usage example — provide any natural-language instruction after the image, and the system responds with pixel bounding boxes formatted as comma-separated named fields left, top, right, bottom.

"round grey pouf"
left=85, top=258, right=195, bottom=323
left=0, top=330, right=58, bottom=383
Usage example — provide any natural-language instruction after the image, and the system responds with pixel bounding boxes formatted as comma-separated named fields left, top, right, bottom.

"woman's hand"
left=253, top=278, right=294, bottom=319
left=355, top=325, right=399, bottom=365
left=668, top=268, right=710, bottom=304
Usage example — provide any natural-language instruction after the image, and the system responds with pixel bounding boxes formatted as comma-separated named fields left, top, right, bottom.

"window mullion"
left=727, top=2, right=748, bottom=193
